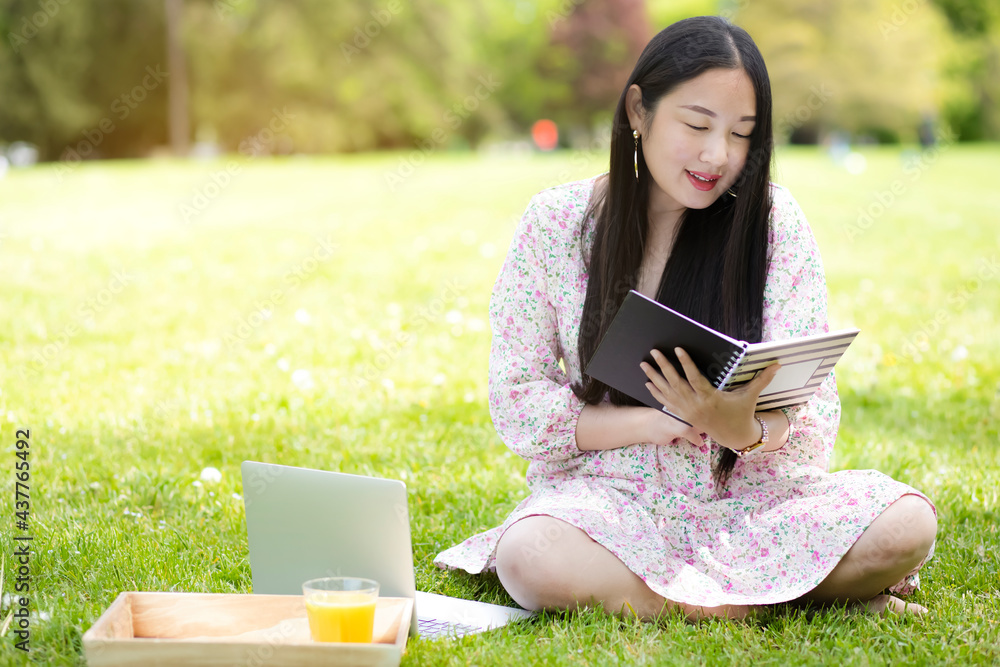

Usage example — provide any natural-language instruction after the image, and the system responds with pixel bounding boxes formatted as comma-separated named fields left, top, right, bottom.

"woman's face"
left=627, top=68, right=757, bottom=216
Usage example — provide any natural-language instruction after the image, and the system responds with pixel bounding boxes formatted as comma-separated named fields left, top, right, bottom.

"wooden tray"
left=82, top=592, right=412, bottom=667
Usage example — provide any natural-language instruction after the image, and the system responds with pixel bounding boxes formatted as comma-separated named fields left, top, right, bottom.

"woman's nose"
left=699, top=134, right=728, bottom=169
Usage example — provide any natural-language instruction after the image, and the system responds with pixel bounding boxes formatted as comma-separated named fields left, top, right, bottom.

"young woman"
left=434, top=16, right=936, bottom=619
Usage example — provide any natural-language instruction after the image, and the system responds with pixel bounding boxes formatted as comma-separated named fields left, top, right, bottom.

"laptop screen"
left=241, top=461, right=417, bottom=601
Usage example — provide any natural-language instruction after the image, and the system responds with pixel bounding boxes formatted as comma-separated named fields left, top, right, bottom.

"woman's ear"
left=625, top=84, right=644, bottom=132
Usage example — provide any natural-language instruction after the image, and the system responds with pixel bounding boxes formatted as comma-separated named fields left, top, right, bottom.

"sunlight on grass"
left=0, top=145, right=998, bottom=664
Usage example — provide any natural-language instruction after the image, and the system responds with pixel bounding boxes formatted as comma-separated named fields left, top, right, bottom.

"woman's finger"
left=649, top=349, right=687, bottom=388
left=644, top=381, right=669, bottom=407
left=640, top=361, right=672, bottom=394
left=742, top=362, right=782, bottom=399
left=674, top=347, right=714, bottom=392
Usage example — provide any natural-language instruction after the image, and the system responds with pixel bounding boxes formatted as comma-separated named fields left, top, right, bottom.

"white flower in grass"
left=265, top=343, right=276, bottom=356
left=192, top=480, right=203, bottom=488
left=200, top=467, right=223, bottom=484
left=295, top=309, right=312, bottom=325
left=277, top=357, right=291, bottom=372
left=292, top=369, right=315, bottom=391
left=951, top=345, right=968, bottom=362
left=432, top=373, right=446, bottom=386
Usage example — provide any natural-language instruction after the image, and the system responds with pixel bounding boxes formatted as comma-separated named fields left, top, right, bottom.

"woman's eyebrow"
left=680, top=104, right=756, bottom=122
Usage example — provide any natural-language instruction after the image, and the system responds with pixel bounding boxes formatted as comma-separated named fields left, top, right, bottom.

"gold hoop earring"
left=633, top=130, right=639, bottom=180
left=726, top=187, right=737, bottom=198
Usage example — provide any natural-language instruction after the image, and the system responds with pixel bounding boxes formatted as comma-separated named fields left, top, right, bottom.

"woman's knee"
left=867, top=495, right=937, bottom=568
left=495, top=516, right=591, bottom=610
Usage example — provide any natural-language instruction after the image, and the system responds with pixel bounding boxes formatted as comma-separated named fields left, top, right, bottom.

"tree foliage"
left=0, top=0, right=996, bottom=160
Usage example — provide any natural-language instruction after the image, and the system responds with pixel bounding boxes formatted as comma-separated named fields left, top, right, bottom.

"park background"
left=1, top=0, right=999, bottom=664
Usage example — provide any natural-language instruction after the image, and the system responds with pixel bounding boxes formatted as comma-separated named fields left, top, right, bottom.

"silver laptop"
left=241, top=461, right=533, bottom=639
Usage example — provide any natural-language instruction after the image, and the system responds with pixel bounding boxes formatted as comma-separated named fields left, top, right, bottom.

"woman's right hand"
left=641, top=407, right=704, bottom=447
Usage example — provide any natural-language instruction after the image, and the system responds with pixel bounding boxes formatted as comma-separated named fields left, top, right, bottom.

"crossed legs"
left=494, top=494, right=937, bottom=621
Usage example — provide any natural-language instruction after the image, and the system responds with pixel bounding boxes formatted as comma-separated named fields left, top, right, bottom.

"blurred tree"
left=538, top=0, right=651, bottom=141
left=929, top=0, right=1000, bottom=139
left=736, top=0, right=952, bottom=144
left=647, top=0, right=715, bottom=28
left=183, top=0, right=511, bottom=154
left=0, top=0, right=169, bottom=160
left=1, top=0, right=995, bottom=159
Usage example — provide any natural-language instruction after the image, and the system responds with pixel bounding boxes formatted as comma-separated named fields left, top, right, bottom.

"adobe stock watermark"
left=222, top=234, right=337, bottom=349
left=54, top=65, right=168, bottom=182
left=241, top=462, right=287, bottom=511
left=213, top=0, right=245, bottom=19
left=878, top=0, right=928, bottom=38
left=842, top=127, right=955, bottom=243
left=847, top=499, right=935, bottom=584
left=177, top=107, right=296, bottom=224
left=900, top=255, right=999, bottom=361
left=17, top=269, right=134, bottom=379
left=340, top=0, right=403, bottom=62
left=518, top=518, right=571, bottom=565
left=240, top=618, right=298, bottom=667
left=540, top=126, right=612, bottom=193
left=383, top=75, right=501, bottom=191
left=718, top=0, right=751, bottom=21
left=775, top=83, right=834, bottom=138
left=7, top=0, right=72, bottom=53
left=122, top=395, right=186, bottom=449
left=545, top=0, right=585, bottom=26
left=352, top=278, right=466, bottom=386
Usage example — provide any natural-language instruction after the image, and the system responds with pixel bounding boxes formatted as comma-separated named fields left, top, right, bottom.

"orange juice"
left=305, top=592, right=377, bottom=643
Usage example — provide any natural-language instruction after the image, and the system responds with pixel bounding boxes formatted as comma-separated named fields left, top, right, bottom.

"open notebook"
left=584, top=290, right=859, bottom=417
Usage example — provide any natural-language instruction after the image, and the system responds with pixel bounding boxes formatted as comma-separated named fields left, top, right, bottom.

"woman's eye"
left=733, top=132, right=751, bottom=139
left=685, top=124, right=707, bottom=131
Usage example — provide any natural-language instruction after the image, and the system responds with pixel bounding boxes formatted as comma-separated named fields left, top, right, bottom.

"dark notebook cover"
left=583, top=291, right=747, bottom=411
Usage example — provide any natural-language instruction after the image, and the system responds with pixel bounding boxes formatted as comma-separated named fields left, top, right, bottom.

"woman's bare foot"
left=859, top=594, right=928, bottom=616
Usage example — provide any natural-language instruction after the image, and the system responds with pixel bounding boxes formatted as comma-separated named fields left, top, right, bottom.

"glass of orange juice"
left=302, top=577, right=379, bottom=643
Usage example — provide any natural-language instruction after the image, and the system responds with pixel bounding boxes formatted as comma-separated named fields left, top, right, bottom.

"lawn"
left=0, top=143, right=998, bottom=665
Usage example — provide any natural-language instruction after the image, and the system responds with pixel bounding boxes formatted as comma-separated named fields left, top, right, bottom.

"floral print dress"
left=434, top=175, right=934, bottom=606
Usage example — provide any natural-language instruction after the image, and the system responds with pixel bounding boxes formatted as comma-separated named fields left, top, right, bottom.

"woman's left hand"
left=640, top=347, right=781, bottom=450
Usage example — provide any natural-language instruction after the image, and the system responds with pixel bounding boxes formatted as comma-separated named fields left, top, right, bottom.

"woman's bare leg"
left=494, top=515, right=750, bottom=622
left=800, top=494, right=937, bottom=615
left=495, top=494, right=936, bottom=622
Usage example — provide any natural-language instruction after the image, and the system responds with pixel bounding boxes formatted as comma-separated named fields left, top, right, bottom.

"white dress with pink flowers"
left=434, top=176, right=933, bottom=606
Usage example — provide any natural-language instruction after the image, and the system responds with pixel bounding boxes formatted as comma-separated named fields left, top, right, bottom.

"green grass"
left=1, top=144, right=998, bottom=665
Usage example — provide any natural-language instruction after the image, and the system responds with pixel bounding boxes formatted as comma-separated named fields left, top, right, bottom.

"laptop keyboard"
left=418, top=617, right=479, bottom=639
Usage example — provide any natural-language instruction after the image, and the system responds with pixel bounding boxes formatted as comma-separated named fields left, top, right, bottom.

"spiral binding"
left=714, top=349, right=744, bottom=388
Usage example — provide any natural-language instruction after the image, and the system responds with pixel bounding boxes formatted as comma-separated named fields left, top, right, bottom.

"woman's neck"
left=646, top=185, right=685, bottom=244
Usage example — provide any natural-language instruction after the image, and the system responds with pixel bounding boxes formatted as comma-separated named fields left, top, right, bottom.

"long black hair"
left=574, top=16, right=774, bottom=487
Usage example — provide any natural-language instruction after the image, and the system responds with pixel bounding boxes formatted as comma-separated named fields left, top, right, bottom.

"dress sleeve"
left=762, top=187, right=840, bottom=471
left=487, top=194, right=588, bottom=466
